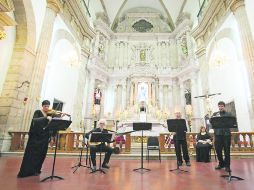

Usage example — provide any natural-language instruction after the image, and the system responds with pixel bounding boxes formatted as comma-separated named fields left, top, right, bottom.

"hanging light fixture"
left=212, top=37, right=228, bottom=67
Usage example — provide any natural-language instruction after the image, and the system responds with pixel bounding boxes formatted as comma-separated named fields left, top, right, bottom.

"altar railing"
left=8, top=131, right=254, bottom=154
left=160, top=132, right=254, bottom=154
left=8, top=131, right=131, bottom=153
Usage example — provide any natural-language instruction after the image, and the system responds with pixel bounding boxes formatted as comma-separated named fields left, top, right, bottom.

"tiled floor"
left=0, top=156, right=253, bottom=190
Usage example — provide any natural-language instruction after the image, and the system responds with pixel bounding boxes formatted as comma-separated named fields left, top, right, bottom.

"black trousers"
left=90, top=144, right=113, bottom=166
left=215, top=135, right=231, bottom=167
left=174, top=139, right=190, bottom=163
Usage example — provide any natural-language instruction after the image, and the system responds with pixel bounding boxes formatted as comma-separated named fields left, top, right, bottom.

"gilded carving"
left=0, top=0, right=14, bottom=12
left=0, top=29, right=6, bottom=39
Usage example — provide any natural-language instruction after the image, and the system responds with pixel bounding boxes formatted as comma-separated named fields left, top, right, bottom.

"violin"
left=47, top=109, right=71, bottom=117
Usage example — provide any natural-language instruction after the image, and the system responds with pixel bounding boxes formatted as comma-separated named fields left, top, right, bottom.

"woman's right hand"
left=47, top=116, right=52, bottom=121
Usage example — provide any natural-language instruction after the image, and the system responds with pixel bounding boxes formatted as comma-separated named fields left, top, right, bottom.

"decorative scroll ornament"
left=0, top=30, right=7, bottom=40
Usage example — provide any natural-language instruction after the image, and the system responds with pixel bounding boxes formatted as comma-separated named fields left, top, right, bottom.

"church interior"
left=0, top=0, right=254, bottom=189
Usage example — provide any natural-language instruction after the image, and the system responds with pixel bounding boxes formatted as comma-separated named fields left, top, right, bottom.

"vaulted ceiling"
left=86, top=0, right=201, bottom=31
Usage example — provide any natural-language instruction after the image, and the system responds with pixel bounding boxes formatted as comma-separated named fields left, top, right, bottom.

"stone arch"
left=0, top=0, right=37, bottom=138
left=207, top=27, right=241, bottom=62
left=49, top=29, right=81, bottom=61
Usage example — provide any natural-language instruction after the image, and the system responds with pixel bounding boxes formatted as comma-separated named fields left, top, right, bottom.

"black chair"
left=146, top=136, right=161, bottom=162
left=210, top=145, right=217, bottom=162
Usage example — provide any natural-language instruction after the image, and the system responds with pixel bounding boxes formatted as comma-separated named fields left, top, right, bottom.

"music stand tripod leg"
left=221, top=170, right=244, bottom=182
left=90, top=144, right=106, bottom=174
left=72, top=146, right=90, bottom=173
left=133, top=130, right=150, bottom=173
left=41, top=133, right=64, bottom=182
left=169, top=141, right=188, bottom=173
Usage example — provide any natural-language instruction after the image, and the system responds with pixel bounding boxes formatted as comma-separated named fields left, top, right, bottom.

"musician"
left=173, top=112, right=191, bottom=166
left=212, top=101, right=232, bottom=172
left=196, top=126, right=212, bottom=162
left=85, top=119, right=113, bottom=172
left=17, top=100, right=52, bottom=178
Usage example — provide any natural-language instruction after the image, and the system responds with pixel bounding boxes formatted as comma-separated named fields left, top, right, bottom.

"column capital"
left=230, top=0, right=245, bottom=13
left=47, top=0, right=62, bottom=13
left=0, top=29, right=6, bottom=40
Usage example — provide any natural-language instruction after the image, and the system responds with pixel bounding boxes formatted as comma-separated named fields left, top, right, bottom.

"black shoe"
left=186, top=161, right=191, bottom=167
left=102, top=163, right=110, bottom=169
left=177, top=161, right=183, bottom=166
left=215, top=165, right=225, bottom=170
left=225, top=167, right=231, bottom=172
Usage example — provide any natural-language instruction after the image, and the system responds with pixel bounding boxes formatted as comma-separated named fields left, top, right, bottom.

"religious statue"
left=140, top=101, right=146, bottom=112
left=94, top=88, right=102, bottom=105
left=185, top=89, right=191, bottom=105
left=140, top=49, right=146, bottom=62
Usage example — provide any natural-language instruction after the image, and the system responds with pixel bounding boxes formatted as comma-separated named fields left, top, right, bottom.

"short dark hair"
left=218, top=101, right=225, bottom=106
left=42, top=100, right=50, bottom=106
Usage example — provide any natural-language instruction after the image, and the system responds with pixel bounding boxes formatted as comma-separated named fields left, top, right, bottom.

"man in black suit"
left=173, top=112, right=191, bottom=167
left=212, top=101, right=232, bottom=172
left=85, top=119, right=113, bottom=172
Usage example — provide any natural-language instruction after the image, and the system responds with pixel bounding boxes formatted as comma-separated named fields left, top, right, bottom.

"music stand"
left=71, top=138, right=91, bottom=173
left=210, top=116, right=244, bottom=182
left=41, top=119, right=72, bottom=182
left=133, top=122, right=152, bottom=173
left=89, top=132, right=113, bottom=174
left=167, top=119, right=189, bottom=173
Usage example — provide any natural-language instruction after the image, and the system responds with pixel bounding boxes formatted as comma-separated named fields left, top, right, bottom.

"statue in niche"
left=94, top=88, right=102, bottom=105
left=181, top=37, right=188, bottom=56
left=98, top=43, right=104, bottom=57
left=185, top=89, right=191, bottom=105
left=140, top=49, right=146, bottom=62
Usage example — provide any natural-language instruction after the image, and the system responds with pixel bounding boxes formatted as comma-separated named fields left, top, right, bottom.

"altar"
left=117, top=121, right=168, bottom=136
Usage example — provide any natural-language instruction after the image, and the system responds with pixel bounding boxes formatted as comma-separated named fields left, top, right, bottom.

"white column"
left=22, top=0, right=61, bottom=130
left=122, top=82, right=127, bottom=110
left=191, top=74, right=201, bottom=132
left=72, top=48, right=88, bottom=132
left=179, top=81, right=185, bottom=115
left=231, top=0, right=254, bottom=129
left=85, top=72, right=95, bottom=131
left=159, top=83, right=163, bottom=109
left=168, top=82, right=174, bottom=114
left=94, top=32, right=100, bottom=56
left=172, top=79, right=179, bottom=112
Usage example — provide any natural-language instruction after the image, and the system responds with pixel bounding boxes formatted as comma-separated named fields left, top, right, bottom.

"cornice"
left=230, top=0, right=245, bottom=12
left=191, top=0, right=235, bottom=49
left=94, top=19, right=114, bottom=39
left=47, top=0, right=62, bottom=13
left=64, top=0, right=96, bottom=41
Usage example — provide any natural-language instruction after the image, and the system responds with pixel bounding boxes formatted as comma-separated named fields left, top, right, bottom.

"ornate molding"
left=192, top=0, right=233, bottom=49
left=230, top=0, right=245, bottom=12
left=47, top=0, right=62, bottom=13
left=63, top=0, right=95, bottom=41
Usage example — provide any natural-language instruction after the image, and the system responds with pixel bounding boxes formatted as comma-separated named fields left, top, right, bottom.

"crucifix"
left=194, top=92, right=221, bottom=116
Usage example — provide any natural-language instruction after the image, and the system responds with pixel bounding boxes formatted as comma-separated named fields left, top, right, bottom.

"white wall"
left=41, top=39, right=79, bottom=119
left=104, top=83, right=115, bottom=117
left=0, top=12, right=16, bottom=95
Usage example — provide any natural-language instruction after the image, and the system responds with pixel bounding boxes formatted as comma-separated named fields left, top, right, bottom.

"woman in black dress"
left=196, top=126, right=212, bottom=162
left=17, top=100, right=52, bottom=178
